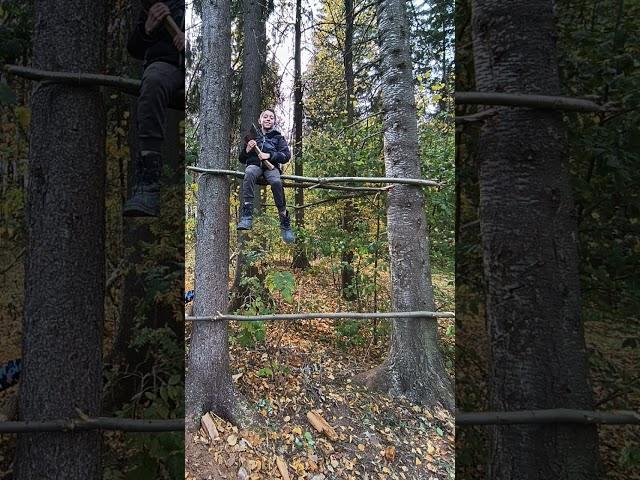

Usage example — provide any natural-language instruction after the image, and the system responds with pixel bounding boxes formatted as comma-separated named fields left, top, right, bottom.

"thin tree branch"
left=283, top=181, right=387, bottom=192
left=456, top=92, right=610, bottom=112
left=266, top=190, right=381, bottom=210
left=455, top=109, right=497, bottom=124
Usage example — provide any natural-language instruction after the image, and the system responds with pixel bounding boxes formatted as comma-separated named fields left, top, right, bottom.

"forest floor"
left=185, top=267, right=456, bottom=480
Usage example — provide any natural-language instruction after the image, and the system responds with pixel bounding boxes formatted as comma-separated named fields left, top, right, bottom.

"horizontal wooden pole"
left=187, top=167, right=441, bottom=187
left=456, top=409, right=640, bottom=426
left=6, top=65, right=141, bottom=94
left=0, top=417, right=184, bottom=433
left=186, top=311, right=455, bottom=322
left=5, top=65, right=184, bottom=110
left=456, top=92, right=607, bottom=112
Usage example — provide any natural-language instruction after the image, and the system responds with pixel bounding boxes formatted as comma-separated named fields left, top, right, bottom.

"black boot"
left=237, top=202, right=253, bottom=230
left=279, top=210, right=295, bottom=244
left=123, top=151, right=161, bottom=217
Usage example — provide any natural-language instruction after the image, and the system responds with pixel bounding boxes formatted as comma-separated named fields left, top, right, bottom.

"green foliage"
left=420, top=115, right=455, bottom=271
left=620, top=444, right=640, bottom=468
left=111, top=323, right=184, bottom=478
left=335, top=319, right=366, bottom=350
left=265, top=270, right=296, bottom=302
left=235, top=320, right=266, bottom=348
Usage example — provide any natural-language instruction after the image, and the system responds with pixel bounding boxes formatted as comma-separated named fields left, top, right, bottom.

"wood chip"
left=201, top=412, right=219, bottom=441
left=306, top=411, right=338, bottom=441
left=276, top=456, right=290, bottom=480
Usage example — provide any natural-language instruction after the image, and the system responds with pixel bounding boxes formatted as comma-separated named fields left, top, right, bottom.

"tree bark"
left=292, top=0, right=311, bottom=269
left=239, top=0, right=266, bottom=142
left=230, top=0, right=268, bottom=310
left=471, top=1, right=600, bottom=477
left=16, top=0, right=106, bottom=478
left=356, top=0, right=453, bottom=410
left=185, top=0, right=253, bottom=429
left=340, top=0, right=357, bottom=300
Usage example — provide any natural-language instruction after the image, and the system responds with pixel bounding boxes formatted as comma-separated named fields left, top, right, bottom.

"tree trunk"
left=471, top=1, right=600, bottom=477
left=106, top=2, right=184, bottom=413
left=230, top=0, right=268, bottom=310
left=340, top=0, right=357, bottom=300
left=16, top=1, right=106, bottom=478
left=239, top=0, right=266, bottom=145
left=356, top=0, right=453, bottom=410
left=292, top=0, right=311, bottom=269
left=185, top=0, right=253, bottom=429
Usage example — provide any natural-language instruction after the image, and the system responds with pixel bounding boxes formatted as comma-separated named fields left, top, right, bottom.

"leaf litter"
left=185, top=269, right=455, bottom=480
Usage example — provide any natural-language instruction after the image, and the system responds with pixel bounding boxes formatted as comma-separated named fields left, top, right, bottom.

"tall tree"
left=16, top=0, right=106, bottom=478
left=356, top=0, right=452, bottom=409
left=230, top=0, right=267, bottom=309
left=108, top=1, right=184, bottom=411
left=471, top=0, right=600, bottom=477
left=292, top=0, right=311, bottom=269
left=239, top=0, right=266, bottom=139
left=340, top=0, right=356, bottom=299
left=185, top=0, right=252, bottom=427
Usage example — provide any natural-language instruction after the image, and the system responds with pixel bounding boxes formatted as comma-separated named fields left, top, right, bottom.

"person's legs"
left=136, top=61, right=184, bottom=152
left=124, top=62, right=184, bottom=217
left=263, top=168, right=286, bottom=213
left=237, top=165, right=263, bottom=230
left=263, top=169, right=294, bottom=243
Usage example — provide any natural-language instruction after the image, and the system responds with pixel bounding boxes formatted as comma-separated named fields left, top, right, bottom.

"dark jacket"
left=127, top=1, right=185, bottom=69
left=239, top=128, right=291, bottom=170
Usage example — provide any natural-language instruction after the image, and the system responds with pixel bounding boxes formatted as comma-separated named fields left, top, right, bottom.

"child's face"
left=259, top=111, right=275, bottom=130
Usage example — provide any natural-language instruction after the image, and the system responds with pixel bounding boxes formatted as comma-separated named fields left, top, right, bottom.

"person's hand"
left=246, top=139, right=257, bottom=153
left=173, top=31, right=185, bottom=51
left=259, top=152, right=271, bottom=160
left=145, top=3, right=170, bottom=36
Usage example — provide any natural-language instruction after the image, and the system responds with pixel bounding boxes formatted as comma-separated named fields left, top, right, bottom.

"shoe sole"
left=123, top=200, right=159, bottom=217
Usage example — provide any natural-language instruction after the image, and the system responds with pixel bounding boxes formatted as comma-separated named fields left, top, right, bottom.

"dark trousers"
left=242, top=165, right=286, bottom=211
left=137, top=61, right=184, bottom=153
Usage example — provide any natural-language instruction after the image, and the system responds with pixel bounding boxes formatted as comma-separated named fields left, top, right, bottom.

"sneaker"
left=123, top=152, right=161, bottom=217
left=279, top=210, right=295, bottom=244
left=237, top=202, right=253, bottom=230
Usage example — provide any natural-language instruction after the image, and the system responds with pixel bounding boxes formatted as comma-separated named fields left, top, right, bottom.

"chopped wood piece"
left=201, top=412, right=219, bottom=440
left=306, top=411, right=338, bottom=441
left=275, top=456, right=290, bottom=480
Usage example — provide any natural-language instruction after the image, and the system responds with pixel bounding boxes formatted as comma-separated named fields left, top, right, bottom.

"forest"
left=456, top=0, right=640, bottom=478
left=1, top=0, right=184, bottom=478
left=0, top=0, right=637, bottom=478
left=183, top=0, right=455, bottom=478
